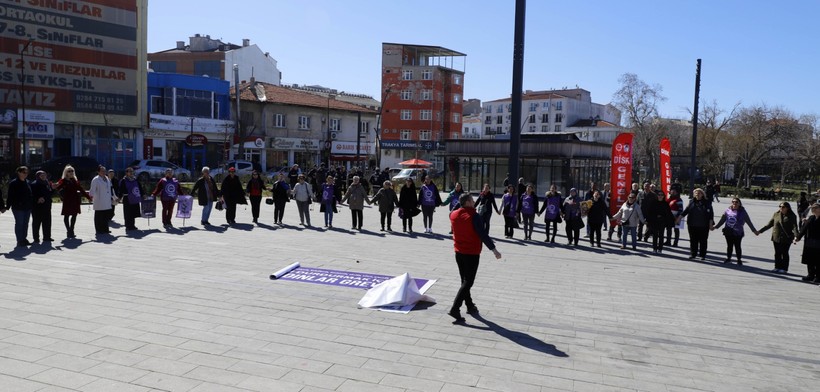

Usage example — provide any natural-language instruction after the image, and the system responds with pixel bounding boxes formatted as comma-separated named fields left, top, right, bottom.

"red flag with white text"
left=609, top=133, right=634, bottom=223
left=660, top=138, right=672, bottom=196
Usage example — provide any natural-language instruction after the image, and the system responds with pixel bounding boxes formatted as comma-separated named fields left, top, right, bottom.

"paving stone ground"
left=0, top=195, right=818, bottom=392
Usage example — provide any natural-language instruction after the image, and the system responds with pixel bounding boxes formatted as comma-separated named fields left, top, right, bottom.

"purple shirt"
left=521, top=194, right=536, bottom=215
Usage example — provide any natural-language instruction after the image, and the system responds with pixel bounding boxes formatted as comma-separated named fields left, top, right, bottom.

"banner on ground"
left=609, top=133, right=634, bottom=223
left=660, top=138, right=672, bottom=196
left=277, top=267, right=429, bottom=290
left=176, top=195, right=193, bottom=219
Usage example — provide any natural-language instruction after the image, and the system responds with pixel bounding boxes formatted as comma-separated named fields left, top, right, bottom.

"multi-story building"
left=144, top=73, right=234, bottom=173
left=379, top=43, right=466, bottom=169
left=148, top=35, right=281, bottom=86
left=461, top=115, right=483, bottom=139
left=234, top=81, right=378, bottom=170
left=0, top=0, right=148, bottom=171
left=481, top=88, right=620, bottom=138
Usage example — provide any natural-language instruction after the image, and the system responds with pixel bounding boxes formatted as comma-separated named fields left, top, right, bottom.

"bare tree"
left=729, top=105, right=797, bottom=188
left=690, top=100, right=740, bottom=181
left=611, top=73, right=666, bottom=181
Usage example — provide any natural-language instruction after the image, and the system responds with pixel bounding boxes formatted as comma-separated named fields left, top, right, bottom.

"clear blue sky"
left=148, top=0, right=819, bottom=120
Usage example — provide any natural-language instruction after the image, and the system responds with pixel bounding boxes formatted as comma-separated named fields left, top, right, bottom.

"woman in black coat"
left=398, top=178, right=419, bottom=233
left=586, top=190, right=611, bottom=248
left=220, top=169, right=246, bottom=225
left=647, top=191, right=675, bottom=253
left=795, top=203, right=820, bottom=283
left=475, top=183, right=500, bottom=234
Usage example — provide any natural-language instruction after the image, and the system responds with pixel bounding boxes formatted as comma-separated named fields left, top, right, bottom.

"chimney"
left=176, top=41, right=185, bottom=49
left=242, top=39, right=250, bottom=47
left=250, top=77, right=255, bottom=84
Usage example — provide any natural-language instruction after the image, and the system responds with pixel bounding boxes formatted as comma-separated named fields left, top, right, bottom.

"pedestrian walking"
left=399, top=178, right=419, bottom=233
left=190, top=167, right=219, bottom=226
left=7, top=166, right=33, bottom=246
left=794, top=203, right=820, bottom=283
left=292, top=174, right=313, bottom=226
left=475, top=184, right=499, bottom=234
left=613, top=193, right=645, bottom=250
left=220, top=167, right=246, bottom=225
left=538, top=185, right=563, bottom=243
left=647, top=191, right=675, bottom=253
left=677, top=188, right=715, bottom=260
left=270, top=173, right=290, bottom=225
left=563, top=188, right=584, bottom=246
left=288, top=164, right=300, bottom=188
left=54, top=165, right=90, bottom=238
left=448, top=193, right=502, bottom=323
left=371, top=180, right=399, bottom=231
left=500, top=185, right=519, bottom=239
left=320, top=176, right=342, bottom=228
left=713, top=198, right=758, bottom=265
left=418, top=176, right=442, bottom=234
left=118, top=167, right=144, bottom=231
left=342, top=175, right=370, bottom=230
left=587, top=190, right=611, bottom=248
left=89, top=165, right=114, bottom=235
left=246, top=170, right=267, bottom=224
left=520, top=184, right=539, bottom=240
left=30, top=170, right=55, bottom=242
left=151, top=168, right=182, bottom=228
left=758, top=202, right=799, bottom=274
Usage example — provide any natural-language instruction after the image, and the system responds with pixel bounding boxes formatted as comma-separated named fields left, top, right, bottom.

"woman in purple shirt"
left=520, top=184, right=539, bottom=240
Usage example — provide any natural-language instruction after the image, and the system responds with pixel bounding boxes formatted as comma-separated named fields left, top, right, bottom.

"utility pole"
left=508, top=0, right=526, bottom=184
left=19, top=38, right=35, bottom=166
left=234, top=64, right=243, bottom=160
left=689, top=59, right=702, bottom=196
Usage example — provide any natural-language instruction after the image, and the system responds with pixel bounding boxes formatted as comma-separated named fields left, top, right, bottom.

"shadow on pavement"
left=461, top=314, right=569, bottom=358
left=2, top=245, right=33, bottom=260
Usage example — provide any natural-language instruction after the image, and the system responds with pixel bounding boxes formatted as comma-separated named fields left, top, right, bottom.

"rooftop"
left=234, top=81, right=378, bottom=113
left=383, top=42, right=466, bottom=57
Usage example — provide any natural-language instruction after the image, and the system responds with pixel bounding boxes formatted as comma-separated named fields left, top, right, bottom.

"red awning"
left=330, top=155, right=368, bottom=161
left=398, top=158, right=432, bottom=167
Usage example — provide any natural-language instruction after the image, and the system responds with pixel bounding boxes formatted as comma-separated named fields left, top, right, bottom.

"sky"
left=147, top=0, right=820, bottom=121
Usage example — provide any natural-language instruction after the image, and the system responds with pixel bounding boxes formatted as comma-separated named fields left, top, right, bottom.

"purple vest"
left=421, top=184, right=437, bottom=206
left=322, top=184, right=335, bottom=204
left=162, top=178, right=179, bottom=200
left=521, top=194, right=535, bottom=215
left=503, top=194, right=518, bottom=217
left=725, top=208, right=746, bottom=236
left=124, top=178, right=141, bottom=204
left=545, top=195, right=561, bottom=220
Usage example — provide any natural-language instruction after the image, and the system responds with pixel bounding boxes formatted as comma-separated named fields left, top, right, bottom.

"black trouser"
left=273, top=200, right=286, bottom=223
left=94, top=209, right=112, bottom=234
left=481, top=212, right=493, bottom=234
left=31, top=205, right=52, bottom=240
left=522, top=214, right=535, bottom=238
left=652, top=226, right=666, bottom=251
left=63, top=214, right=77, bottom=236
left=724, top=233, right=742, bottom=261
left=638, top=221, right=645, bottom=240
left=380, top=212, right=392, bottom=229
left=643, top=223, right=653, bottom=241
left=504, top=216, right=516, bottom=237
left=422, top=205, right=435, bottom=228
left=589, top=222, right=603, bottom=246
left=123, top=202, right=140, bottom=229
left=161, top=199, right=174, bottom=225
left=807, top=263, right=818, bottom=279
left=609, top=223, right=622, bottom=240
left=688, top=226, right=709, bottom=258
left=545, top=221, right=558, bottom=241
left=249, top=196, right=261, bottom=220
left=225, top=202, right=237, bottom=223
left=666, top=226, right=680, bottom=245
left=566, top=222, right=580, bottom=245
left=773, top=241, right=792, bottom=271
left=402, top=217, right=413, bottom=231
left=351, top=209, right=363, bottom=229
left=451, top=252, right=480, bottom=312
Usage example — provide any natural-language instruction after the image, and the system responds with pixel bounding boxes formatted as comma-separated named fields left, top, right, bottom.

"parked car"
left=129, top=159, right=192, bottom=182
left=210, top=160, right=256, bottom=181
left=265, top=166, right=290, bottom=181
left=391, top=168, right=440, bottom=183
left=31, top=156, right=100, bottom=181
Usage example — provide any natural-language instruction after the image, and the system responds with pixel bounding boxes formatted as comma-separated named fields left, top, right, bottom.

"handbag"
left=265, top=198, right=274, bottom=205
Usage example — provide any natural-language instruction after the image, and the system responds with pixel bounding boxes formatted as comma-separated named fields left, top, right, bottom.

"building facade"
left=0, top=0, right=148, bottom=172
left=461, top=114, right=483, bottom=139
left=148, top=35, right=281, bottom=86
left=235, top=81, right=378, bottom=171
left=145, top=72, right=234, bottom=173
left=379, top=43, right=466, bottom=170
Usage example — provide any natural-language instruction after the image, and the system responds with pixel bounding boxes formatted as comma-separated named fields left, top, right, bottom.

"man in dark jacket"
left=220, top=167, right=246, bottom=225
left=190, top=167, right=219, bottom=226
left=30, top=170, right=55, bottom=242
left=7, top=166, right=33, bottom=247
left=448, top=193, right=502, bottom=323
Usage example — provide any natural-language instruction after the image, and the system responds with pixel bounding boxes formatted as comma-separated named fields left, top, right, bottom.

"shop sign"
left=271, top=137, right=320, bottom=150
left=16, top=110, right=56, bottom=139
left=379, top=140, right=445, bottom=150
left=149, top=114, right=234, bottom=134
left=185, top=133, right=209, bottom=147
left=331, top=141, right=374, bottom=155
left=145, top=129, right=175, bottom=138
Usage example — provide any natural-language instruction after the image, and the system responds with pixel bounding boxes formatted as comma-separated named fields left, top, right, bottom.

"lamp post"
left=325, top=93, right=335, bottom=166
left=19, top=37, right=35, bottom=166
left=233, top=64, right=242, bottom=160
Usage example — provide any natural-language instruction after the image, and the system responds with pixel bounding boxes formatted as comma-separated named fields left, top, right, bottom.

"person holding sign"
left=152, top=168, right=183, bottom=228
left=448, top=193, right=502, bottom=323
left=118, top=167, right=144, bottom=231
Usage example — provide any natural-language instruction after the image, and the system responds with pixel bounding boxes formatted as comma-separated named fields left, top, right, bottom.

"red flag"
left=610, top=133, right=634, bottom=222
left=660, top=138, right=672, bottom=196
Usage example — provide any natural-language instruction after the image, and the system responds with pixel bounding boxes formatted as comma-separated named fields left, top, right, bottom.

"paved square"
left=1, top=197, right=818, bottom=391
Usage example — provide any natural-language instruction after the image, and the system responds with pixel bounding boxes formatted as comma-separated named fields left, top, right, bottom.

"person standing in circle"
left=118, top=167, right=144, bottom=231
left=587, top=190, right=611, bottom=248
left=399, top=178, right=418, bottom=233
left=371, top=180, right=399, bottom=231
left=342, top=175, right=370, bottom=230
left=758, top=202, right=799, bottom=274
left=271, top=172, right=290, bottom=225
left=563, top=188, right=584, bottom=246
left=7, top=166, right=33, bottom=246
left=30, top=170, right=55, bottom=243
left=89, top=165, right=113, bottom=235
left=220, top=167, right=246, bottom=225
left=246, top=170, right=267, bottom=224
left=442, top=182, right=465, bottom=234
left=538, top=185, right=563, bottom=243
left=499, top=185, right=519, bottom=239
left=666, top=187, right=684, bottom=247
left=320, top=175, right=342, bottom=228
left=520, top=184, right=539, bottom=241
left=292, top=174, right=313, bottom=226
left=418, top=176, right=442, bottom=234
left=613, top=193, right=645, bottom=251
left=190, top=167, right=219, bottom=226
left=152, top=168, right=181, bottom=228
left=713, top=198, right=758, bottom=265
left=448, top=193, right=502, bottom=323
left=54, top=165, right=91, bottom=238
left=475, top=184, right=499, bottom=234
left=647, top=191, right=675, bottom=254
left=677, top=188, right=715, bottom=260
left=794, top=203, right=820, bottom=283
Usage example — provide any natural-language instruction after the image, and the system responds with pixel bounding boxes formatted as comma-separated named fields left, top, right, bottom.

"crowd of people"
left=2, top=164, right=819, bottom=285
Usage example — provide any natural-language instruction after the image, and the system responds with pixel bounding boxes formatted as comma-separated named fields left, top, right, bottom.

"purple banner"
left=279, top=267, right=428, bottom=290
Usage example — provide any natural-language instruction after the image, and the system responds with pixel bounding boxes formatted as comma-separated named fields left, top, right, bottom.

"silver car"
left=210, top=160, right=256, bottom=181
left=130, top=159, right=192, bottom=182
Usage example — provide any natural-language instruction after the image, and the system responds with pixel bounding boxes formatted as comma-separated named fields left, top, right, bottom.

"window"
left=422, top=69, right=432, bottom=80
left=436, top=111, right=441, bottom=121
left=464, top=127, right=469, bottom=132
left=505, top=114, right=511, bottom=123
left=400, top=130, right=412, bottom=140
left=359, top=121, right=370, bottom=135
left=419, top=130, right=432, bottom=140
left=496, top=115, right=502, bottom=124
left=496, top=126, right=503, bottom=133
left=485, top=126, right=492, bottom=134
left=453, top=94, right=461, bottom=104
left=496, top=105, right=503, bottom=113
left=401, top=110, right=412, bottom=120
left=529, top=125, right=536, bottom=132
left=541, top=113, right=549, bottom=123
left=453, top=74, right=462, bottom=85
left=529, top=102, right=538, bottom=112
left=150, top=61, right=176, bottom=73
left=330, top=118, right=340, bottom=131
left=453, top=113, right=461, bottom=123
left=421, top=89, right=432, bottom=100
left=555, top=113, right=563, bottom=123
left=298, top=115, right=311, bottom=130
left=176, top=88, right=214, bottom=118
left=275, top=113, right=286, bottom=128
left=402, top=70, right=413, bottom=80
left=485, top=105, right=492, bottom=113
left=528, top=114, right=535, bottom=123
left=541, top=125, right=549, bottom=132
left=150, top=96, right=171, bottom=115
left=554, top=125, right=561, bottom=132
left=420, top=110, right=432, bottom=120
left=485, top=115, right=492, bottom=124
left=556, top=101, right=563, bottom=110
left=193, top=60, right=221, bottom=77
left=401, top=90, right=412, bottom=100
left=506, top=104, right=512, bottom=112
left=543, top=102, right=550, bottom=110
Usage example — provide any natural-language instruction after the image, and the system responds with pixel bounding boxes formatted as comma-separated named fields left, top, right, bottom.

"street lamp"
left=19, top=37, right=35, bottom=166
left=324, top=93, right=335, bottom=166
left=233, top=64, right=242, bottom=160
